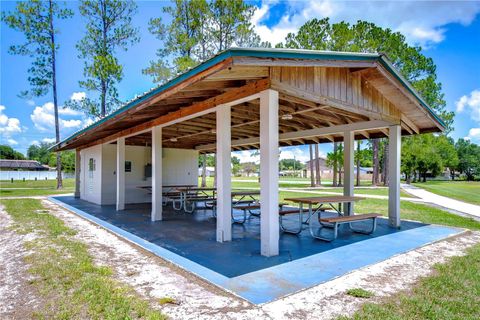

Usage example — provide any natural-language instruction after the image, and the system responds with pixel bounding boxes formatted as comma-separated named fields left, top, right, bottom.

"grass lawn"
left=413, top=180, right=480, bottom=205
left=0, top=178, right=75, bottom=197
left=0, top=198, right=166, bottom=319
left=278, top=191, right=480, bottom=231
left=340, top=242, right=480, bottom=320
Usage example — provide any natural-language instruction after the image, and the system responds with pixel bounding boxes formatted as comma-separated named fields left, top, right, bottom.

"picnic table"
left=283, top=195, right=368, bottom=240
left=175, top=186, right=217, bottom=213
left=137, top=184, right=196, bottom=206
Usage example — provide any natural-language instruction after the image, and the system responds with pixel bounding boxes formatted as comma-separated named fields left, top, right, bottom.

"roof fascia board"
left=377, top=55, right=446, bottom=130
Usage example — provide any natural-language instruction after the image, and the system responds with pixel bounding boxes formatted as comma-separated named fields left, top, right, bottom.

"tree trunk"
left=332, top=142, right=338, bottom=187
left=213, top=153, right=217, bottom=187
left=315, top=144, right=321, bottom=186
left=372, top=139, right=379, bottom=185
left=356, top=140, right=361, bottom=186
left=309, top=144, right=315, bottom=187
left=49, top=0, right=62, bottom=190
left=100, top=0, right=108, bottom=117
left=383, top=140, right=389, bottom=186
left=338, top=168, right=342, bottom=186
left=201, top=153, right=207, bottom=187
left=406, top=173, right=411, bottom=184
left=423, top=172, right=427, bottom=182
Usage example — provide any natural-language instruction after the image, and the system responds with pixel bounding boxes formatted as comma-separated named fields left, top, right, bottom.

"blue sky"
left=1, top=0, right=480, bottom=163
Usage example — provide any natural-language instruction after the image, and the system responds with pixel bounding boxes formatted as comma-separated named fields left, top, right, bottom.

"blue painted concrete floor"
left=51, top=195, right=463, bottom=304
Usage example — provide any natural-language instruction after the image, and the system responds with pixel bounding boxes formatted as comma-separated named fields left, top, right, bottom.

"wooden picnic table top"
left=231, top=190, right=260, bottom=196
left=137, top=184, right=197, bottom=190
left=163, top=184, right=196, bottom=189
left=284, top=195, right=365, bottom=204
left=176, top=186, right=216, bottom=192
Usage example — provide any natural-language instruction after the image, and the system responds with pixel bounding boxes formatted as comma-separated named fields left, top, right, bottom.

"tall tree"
left=372, top=139, right=380, bottom=185
left=144, top=0, right=266, bottom=83
left=356, top=141, right=361, bottom=186
left=2, top=0, right=73, bottom=189
left=201, top=153, right=207, bottom=187
left=309, top=144, right=315, bottom=187
left=0, top=145, right=25, bottom=160
left=314, top=144, right=321, bottom=186
left=327, top=142, right=344, bottom=187
left=332, top=142, right=338, bottom=187
left=70, top=0, right=139, bottom=117
left=456, top=139, right=480, bottom=181
left=143, top=0, right=209, bottom=83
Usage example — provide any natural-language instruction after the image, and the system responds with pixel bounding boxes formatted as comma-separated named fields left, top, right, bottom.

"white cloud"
left=233, top=150, right=259, bottom=164
left=70, top=91, right=86, bottom=101
left=30, top=102, right=85, bottom=132
left=279, top=146, right=318, bottom=163
left=42, top=137, right=56, bottom=144
left=456, top=89, right=480, bottom=122
left=6, top=138, right=18, bottom=146
left=232, top=146, right=319, bottom=164
left=253, top=0, right=480, bottom=47
left=0, top=105, right=22, bottom=142
left=26, top=99, right=35, bottom=106
left=465, top=128, right=480, bottom=143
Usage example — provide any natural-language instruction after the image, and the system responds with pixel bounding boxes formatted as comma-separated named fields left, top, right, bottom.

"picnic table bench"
left=318, top=213, right=381, bottom=241
left=283, top=196, right=380, bottom=241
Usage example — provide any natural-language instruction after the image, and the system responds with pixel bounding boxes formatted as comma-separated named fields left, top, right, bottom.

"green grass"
left=346, top=288, right=375, bottom=299
left=0, top=178, right=75, bottom=197
left=340, top=243, right=480, bottom=320
left=1, top=198, right=166, bottom=319
left=201, top=177, right=412, bottom=198
left=278, top=191, right=480, bottom=231
left=413, top=180, right=480, bottom=205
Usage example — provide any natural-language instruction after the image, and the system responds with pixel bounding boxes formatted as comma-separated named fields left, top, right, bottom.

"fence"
left=0, top=171, right=75, bottom=181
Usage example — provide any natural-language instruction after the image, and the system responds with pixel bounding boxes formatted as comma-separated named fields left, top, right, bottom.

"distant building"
left=304, top=157, right=333, bottom=178
left=0, top=159, right=49, bottom=171
left=198, top=166, right=215, bottom=177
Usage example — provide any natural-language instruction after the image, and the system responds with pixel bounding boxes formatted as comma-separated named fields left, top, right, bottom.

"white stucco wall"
left=80, top=144, right=198, bottom=205
left=162, top=148, right=198, bottom=186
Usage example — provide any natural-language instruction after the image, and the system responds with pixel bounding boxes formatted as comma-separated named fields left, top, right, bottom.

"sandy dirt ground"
left=0, top=205, right=46, bottom=319
left=1, top=198, right=479, bottom=320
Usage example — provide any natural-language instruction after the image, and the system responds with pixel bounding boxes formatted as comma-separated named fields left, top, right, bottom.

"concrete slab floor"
left=50, top=195, right=463, bottom=304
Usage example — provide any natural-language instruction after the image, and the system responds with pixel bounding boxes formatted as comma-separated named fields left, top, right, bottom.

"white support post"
left=260, top=89, right=279, bottom=257
left=151, top=126, right=163, bottom=221
left=74, top=149, right=81, bottom=198
left=216, top=104, right=232, bottom=242
left=343, top=130, right=355, bottom=215
left=116, top=138, right=125, bottom=211
left=388, top=125, right=401, bottom=227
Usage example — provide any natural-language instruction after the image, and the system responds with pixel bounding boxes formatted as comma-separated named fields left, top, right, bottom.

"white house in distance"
left=52, top=48, right=445, bottom=257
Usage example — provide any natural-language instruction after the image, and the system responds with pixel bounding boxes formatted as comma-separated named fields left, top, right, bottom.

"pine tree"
left=2, top=0, right=73, bottom=189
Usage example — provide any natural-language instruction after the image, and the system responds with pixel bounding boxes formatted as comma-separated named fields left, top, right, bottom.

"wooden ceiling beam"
left=72, top=78, right=271, bottom=151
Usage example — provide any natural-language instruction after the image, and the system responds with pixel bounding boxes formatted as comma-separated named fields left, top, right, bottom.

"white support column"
left=343, top=130, right=355, bottom=215
left=260, top=89, right=279, bottom=257
left=116, top=137, right=125, bottom=211
left=216, top=104, right=232, bottom=242
left=151, top=126, right=163, bottom=221
left=74, top=149, right=81, bottom=198
left=388, top=125, right=401, bottom=227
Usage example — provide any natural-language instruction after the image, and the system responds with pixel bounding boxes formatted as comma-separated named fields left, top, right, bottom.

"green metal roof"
left=53, top=47, right=444, bottom=150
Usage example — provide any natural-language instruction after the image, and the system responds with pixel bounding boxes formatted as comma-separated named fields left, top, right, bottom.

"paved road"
left=401, top=183, right=480, bottom=219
